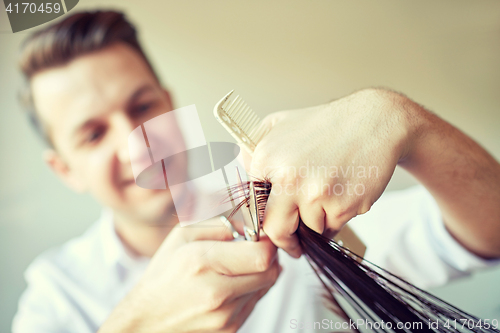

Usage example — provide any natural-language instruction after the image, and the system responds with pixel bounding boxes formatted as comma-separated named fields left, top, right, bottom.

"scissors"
left=235, top=166, right=260, bottom=241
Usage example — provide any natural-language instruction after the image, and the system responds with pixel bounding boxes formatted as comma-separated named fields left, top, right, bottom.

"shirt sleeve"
left=348, top=185, right=500, bottom=289
left=12, top=253, right=69, bottom=333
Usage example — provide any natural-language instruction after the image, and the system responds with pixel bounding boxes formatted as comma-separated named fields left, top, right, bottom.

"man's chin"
left=122, top=189, right=178, bottom=226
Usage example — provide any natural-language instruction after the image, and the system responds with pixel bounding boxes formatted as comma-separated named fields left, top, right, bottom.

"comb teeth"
left=220, top=95, right=264, bottom=145
left=214, top=91, right=270, bottom=155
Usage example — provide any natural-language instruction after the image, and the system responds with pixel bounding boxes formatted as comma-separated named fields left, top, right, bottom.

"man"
left=13, top=10, right=500, bottom=333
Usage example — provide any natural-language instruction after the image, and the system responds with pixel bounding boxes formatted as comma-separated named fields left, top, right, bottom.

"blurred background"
left=1, top=0, right=499, bottom=331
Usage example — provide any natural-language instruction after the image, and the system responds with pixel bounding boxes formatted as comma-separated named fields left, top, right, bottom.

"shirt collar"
left=98, top=209, right=149, bottom=270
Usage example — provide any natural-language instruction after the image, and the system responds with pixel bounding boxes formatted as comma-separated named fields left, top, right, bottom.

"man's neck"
left=112, top=213, right=178, bottom=258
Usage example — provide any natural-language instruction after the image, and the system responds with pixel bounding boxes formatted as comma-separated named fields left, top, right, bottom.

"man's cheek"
left=86, top=150, right=121, bottom=204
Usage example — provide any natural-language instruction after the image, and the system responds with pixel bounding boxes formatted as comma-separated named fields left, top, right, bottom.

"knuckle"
left=264, top=164, right=298, bottom=187
left=280, top=167, right=298, bottom=186
left=211, top=260, right=232, bottom=276
left=260, top=114, right=275, bottom=127
left=210, top=311, right=233, bottom=331
left=331, top=201, right=355, bottom=222
left=221, top=324, right=239, bottom=333
left=299, top=193, right=325, bottom=212
left=181, top=245, right=206, bottom=275
left=261, top=111, right=285, bottom=128
left=262, top=227, right=289, bottom=247
left=190, top=259, right=206, bottom=276
left=358, top=88, right=402, bottom=107
left=204, top=285, right=228, bottom=311
left=325, top=206, right=351, bottom=231
left=359, top=87, right=387, bottom=99
left=269, top=262, right=281, bottom=284
left=250, top=150, right=270, bottom=176
left=357, top=201, right=372, bottom=215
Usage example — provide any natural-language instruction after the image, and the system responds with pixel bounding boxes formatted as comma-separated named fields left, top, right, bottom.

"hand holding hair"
left=99, top=217, right=281, bottom=333
left=233, top=87, right=500, bottom=332
left=228, top=179, right=500, bottom=332
left=249, top=88, right=500, bottom=259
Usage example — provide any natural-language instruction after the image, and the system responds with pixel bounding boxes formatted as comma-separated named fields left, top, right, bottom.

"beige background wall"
left=1, top=0, right=499, bottom=331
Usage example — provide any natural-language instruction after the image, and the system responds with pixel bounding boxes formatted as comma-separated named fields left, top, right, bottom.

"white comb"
left=213, top=90, right=267, bottom=155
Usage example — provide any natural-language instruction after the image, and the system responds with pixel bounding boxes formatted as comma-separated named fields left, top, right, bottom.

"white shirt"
left=348, top=186, right=499, bottom=288
left=12, top=186, right=499, bottom=332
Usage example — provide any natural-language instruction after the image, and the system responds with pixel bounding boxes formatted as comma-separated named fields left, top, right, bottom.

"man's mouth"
left=120, top=178, right=137, bottom=187
left=122, top=155, right=183, bottom=190
left=126, top=162, right=168, bottom=189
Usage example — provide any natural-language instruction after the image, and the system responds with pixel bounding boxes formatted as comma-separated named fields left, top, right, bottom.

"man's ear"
left=43, top=149, right=86, bottom=193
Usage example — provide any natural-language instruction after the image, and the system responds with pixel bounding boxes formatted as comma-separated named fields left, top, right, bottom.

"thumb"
left=156, top=217, right=237, bottom=256
left=246, top=112, right=285, bottom=179
left=237, top=143, right=253, bottom=172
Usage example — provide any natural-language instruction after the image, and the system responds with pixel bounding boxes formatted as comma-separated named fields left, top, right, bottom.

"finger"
left=298, top=204, right=326, bottom=234
left=223, top=214, right=245, bottom=237
left=199, top=237, right=278, bottom=276
left=261, top=189, right=302, bottom=258
left=236, top=143, right=253, bottom=172
left=235, top=111, right=286, bottom=175
left=227, top=283, right=275, bottom=331
left=182, top=217, right=238, bottom=242
left=219, top=258, right=281, bottom=300
left=260, top=111, right=287, bottom=132
left=324, top=209, right=344, bottom=238
left=160, top=216, right=237, bottom=254
left=324, top=200, right=357, bottom=232
left=219, top=292, right=255, bottom=331
left=214, top=282, right=272, bottom=333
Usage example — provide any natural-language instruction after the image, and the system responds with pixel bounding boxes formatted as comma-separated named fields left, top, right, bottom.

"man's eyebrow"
left=126, top=84, right=156, bottom=108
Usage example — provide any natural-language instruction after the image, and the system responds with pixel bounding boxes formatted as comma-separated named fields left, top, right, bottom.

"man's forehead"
left=30, top=44, right=157, bottom=139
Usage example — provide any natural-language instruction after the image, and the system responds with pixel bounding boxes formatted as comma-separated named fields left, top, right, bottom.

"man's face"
left=31, top=43, right=184, bottom=224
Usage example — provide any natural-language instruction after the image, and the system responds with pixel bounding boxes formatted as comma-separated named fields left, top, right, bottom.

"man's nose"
left=115, top=116, right=156, bottom=180
left=117, top=139, right=131, bottom=165
left=114, top=116, right=137, bottom=165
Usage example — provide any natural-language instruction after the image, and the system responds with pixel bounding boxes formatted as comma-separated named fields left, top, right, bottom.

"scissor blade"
left=234, top=167, right=259, bottom=241
left=247, top=181, right=260, bottom=241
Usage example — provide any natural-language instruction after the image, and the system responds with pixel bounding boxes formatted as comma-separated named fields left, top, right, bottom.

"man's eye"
left=133, top=102, right=154, bottom=116
left=86, top=127, right=105, bottom=143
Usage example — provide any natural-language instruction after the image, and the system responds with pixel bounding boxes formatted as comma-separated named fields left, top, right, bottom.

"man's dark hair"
left=18, top=10, right=159, bottom=146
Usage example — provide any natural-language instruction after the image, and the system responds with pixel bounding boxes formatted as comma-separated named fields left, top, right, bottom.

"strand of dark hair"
left=227, top=180, right=499, bottom=333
